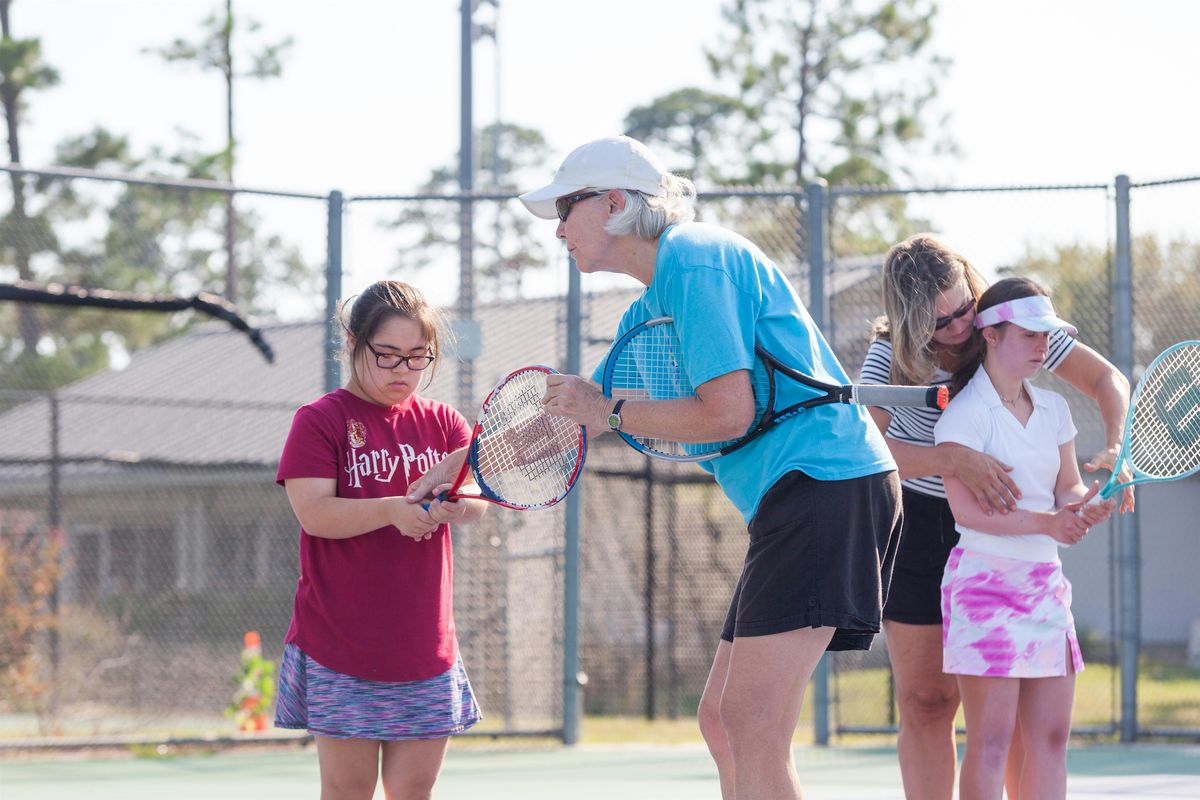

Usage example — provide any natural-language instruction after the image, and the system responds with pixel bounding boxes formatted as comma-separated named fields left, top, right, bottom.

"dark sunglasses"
left=555, top=190, right=606, bottom=222
left=935, top=297, right=976, bottom=330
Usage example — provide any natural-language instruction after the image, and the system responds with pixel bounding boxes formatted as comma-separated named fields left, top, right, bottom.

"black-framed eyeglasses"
left=934, top=298, right=976, bottom=330
left=555, top=190, right=605, bottom=222
left=364, top=341, right=436, bottom=371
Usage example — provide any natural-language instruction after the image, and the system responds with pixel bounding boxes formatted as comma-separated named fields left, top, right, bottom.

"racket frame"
left=602, top=317, right=947, bottom=463
left=436, top=365, right=588, bottom=511
left=1092, top=340, right=1200, bottom=502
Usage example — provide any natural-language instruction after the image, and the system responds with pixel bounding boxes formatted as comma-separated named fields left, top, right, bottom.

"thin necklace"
left=998, top=386, right=1025, bottom=406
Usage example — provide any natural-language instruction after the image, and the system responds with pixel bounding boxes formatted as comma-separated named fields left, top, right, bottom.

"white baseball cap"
left=519, top=136, right=668, bottom=220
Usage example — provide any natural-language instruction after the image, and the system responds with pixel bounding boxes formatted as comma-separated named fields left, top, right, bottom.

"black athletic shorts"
left=720, top=469, right=902, bottom=652
left=881, top=487, right=959, bottom=625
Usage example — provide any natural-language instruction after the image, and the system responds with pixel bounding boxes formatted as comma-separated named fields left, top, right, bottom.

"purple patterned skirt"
left=274, top=644, right=481, bottom=740
left=941, top=547, right=1084, bottom=678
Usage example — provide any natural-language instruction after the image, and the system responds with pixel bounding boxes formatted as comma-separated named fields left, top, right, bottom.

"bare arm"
left=1053, top=439, right=1116, bottom=528
left=423, top=489, right=488, bottom=527
left=405, top=447, right=469, bottom=504
left=400, top=452, right=487, bottom=534
left=1054, top=341, right=1135, bottom=512
left=286, top=477, right=439, bottom=541
left=943, top=441, right=1114, bottom=545
left=944, top=472, right=1087, bottom=546
left=867, top=407, right=1020, bottom=514
left=1053, top=439, right=1089, bottom=509
left=543, top=370, right=756, bottom=444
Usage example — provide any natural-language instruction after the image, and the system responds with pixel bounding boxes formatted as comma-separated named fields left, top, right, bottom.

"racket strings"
left=607, top=324, right=785, bottom=460
left=1127, top=345, right=1200, bottom=478
left=473, top=370, right=584, bottom=508
left=608, top=326, right=727, bottom=459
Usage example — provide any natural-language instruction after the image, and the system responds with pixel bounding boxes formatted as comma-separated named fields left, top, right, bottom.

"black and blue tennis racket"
left=1085, top=340, right=1200, bottom=506
left=601, top=317, right=948, bottom=463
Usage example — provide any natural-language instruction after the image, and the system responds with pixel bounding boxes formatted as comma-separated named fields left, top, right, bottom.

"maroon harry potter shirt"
left=276, top=388, right=470, bottom=681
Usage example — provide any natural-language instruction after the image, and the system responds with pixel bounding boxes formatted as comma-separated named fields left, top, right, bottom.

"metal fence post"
left=324, top=190, right=344, bottom=394
left=806, top=180, right=828, bottom=330
left=562, top=257, right=584, bottom=745
left=1113, top=174, right=1139, bottom=742
left=47, top=392, right=62, bottom=718
left=805, top=179, right=831, bottom=746
left=457, top=0, right=476, bottom=413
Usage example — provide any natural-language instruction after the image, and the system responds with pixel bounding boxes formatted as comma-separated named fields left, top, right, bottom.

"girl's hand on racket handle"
left=1066, top=480, right=1118, bottom=528
left=394, top=501, right=440, bottom=542
left=1083, top=444, right=1136, bottom=513
left=1047, top=504, right=1093, bottom=546
left=405, top=447, right=468, bottom=507
left=423, top=484, right=470, bottom=526
left=543, top=373, right=608, bottom=429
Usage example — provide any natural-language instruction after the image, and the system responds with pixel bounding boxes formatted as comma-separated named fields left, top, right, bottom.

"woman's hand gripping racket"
left=1084, top=340, right=1200, bottom=507
left=425, top=365, right=587, bottom=510
left=601, top=317, right=948, bottom=462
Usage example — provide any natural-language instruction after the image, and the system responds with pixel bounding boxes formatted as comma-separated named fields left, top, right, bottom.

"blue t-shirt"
left=591, top=222, right=895, bottom=523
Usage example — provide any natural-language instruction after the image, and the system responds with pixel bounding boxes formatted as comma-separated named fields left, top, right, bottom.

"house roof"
left=0, top=289, right=642, bottom=470
left=0, top=254, right=892, bottom=474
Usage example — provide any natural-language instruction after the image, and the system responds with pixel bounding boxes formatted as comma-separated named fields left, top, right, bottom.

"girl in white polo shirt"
left=934, top=277, right=1116, bottom=800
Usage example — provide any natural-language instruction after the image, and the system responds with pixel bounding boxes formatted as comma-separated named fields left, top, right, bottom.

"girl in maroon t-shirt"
left=274, top=280, right=487, bottom=798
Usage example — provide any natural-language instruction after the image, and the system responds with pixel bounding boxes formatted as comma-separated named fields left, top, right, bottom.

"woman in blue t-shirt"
left=439, top=135, right=900, bottom=800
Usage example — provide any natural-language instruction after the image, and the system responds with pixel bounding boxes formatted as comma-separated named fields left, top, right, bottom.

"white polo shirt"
left=934, top=364, right=1078, bottom=562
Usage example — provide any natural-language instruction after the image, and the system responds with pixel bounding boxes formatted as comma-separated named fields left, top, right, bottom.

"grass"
left=3, top=661, right=1196, bottom=747
left=458, top=660, right=1199, bottom=750
left=576, top=715, right=706, bottom=745
left=831, top=661, right=1200, bottom=734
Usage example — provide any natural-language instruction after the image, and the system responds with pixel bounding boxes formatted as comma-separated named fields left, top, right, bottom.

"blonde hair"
left=871, top=234, right=988, bottom=385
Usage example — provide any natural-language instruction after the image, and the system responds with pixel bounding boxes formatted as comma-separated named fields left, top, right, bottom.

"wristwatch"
left=607, top=399, right=626, bottom=431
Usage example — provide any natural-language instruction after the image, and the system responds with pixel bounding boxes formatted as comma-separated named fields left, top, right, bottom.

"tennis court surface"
left=2, top=742, right=1198, bottom=799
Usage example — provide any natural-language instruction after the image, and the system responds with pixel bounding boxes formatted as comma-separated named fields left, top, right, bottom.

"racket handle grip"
left=854, top=384, right=949, bottom=409
left=421, top=491, right=451, bottom=511
left=1077, top=484, right=1118, bottom=522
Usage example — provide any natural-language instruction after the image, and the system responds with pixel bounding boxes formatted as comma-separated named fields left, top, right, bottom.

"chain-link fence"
left=2, top=165, right=1198, bottom=748
left=1124, top=176, right=1200, bottom=737
left=0, top=165, right=330, bottom=742
left=824, top=183, right=1126, bottom=736
left=570, top=181, right=1197, bottom=740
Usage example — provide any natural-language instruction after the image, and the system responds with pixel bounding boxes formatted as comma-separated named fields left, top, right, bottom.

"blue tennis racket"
left=600, top=317, right=948, bottom=463
left=1086, top=340, right=1200, bottom=506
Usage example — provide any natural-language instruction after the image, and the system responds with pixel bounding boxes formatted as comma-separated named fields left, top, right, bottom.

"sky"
left=13, top=0, right=1200, bottom=314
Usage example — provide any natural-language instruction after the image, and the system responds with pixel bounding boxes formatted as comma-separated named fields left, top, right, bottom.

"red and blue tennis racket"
left=430, top=365, right=587, bottom=510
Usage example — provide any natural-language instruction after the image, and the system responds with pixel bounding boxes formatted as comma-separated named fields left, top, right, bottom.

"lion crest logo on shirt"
left=346, top=419, right=367, bottom=449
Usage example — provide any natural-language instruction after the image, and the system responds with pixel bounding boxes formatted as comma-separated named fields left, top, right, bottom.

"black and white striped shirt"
left=858, top=330, right=1075, bottom=498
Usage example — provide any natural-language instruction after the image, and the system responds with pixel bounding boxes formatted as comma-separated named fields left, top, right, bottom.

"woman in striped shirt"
left=860, top=234, right=1134, bottom=800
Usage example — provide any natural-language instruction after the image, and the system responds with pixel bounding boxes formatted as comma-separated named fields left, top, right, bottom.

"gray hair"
left=605, top=173, right=697, bottom=240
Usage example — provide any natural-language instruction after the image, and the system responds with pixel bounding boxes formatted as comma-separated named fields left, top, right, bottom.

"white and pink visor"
left=974, top=294, right=1077, bottom=336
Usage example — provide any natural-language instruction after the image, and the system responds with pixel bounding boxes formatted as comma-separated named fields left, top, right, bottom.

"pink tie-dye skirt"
left=940, top=546, right=1085, bottom=678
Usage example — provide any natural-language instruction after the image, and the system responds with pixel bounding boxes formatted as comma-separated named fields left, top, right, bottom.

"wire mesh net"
left=1126, top=178, right=1200, bottom=733
left=825, top=185, right=1128, bottom=734
left=3, top=170, right=1199, bottom=745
